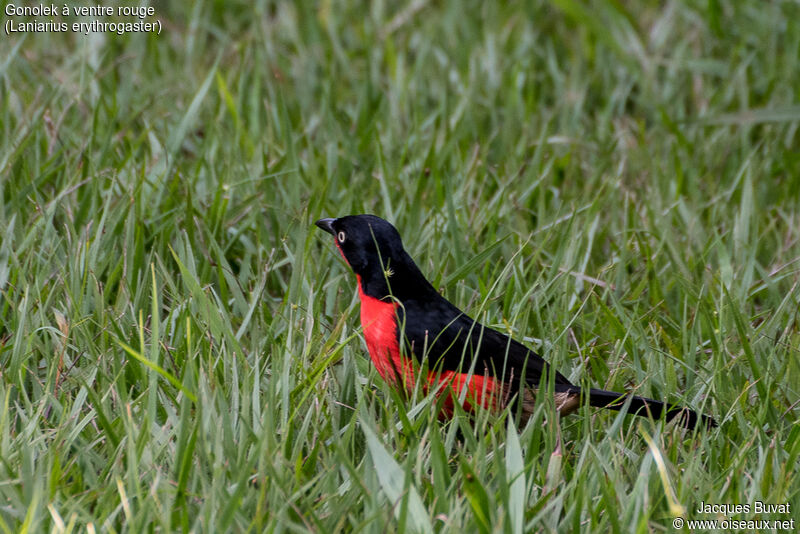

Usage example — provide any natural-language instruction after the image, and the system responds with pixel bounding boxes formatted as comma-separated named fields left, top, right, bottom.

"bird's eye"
left=337, top=231, right=346, bottom=243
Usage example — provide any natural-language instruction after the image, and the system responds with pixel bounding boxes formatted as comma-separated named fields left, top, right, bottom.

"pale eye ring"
left=337, top=231, right=346, bottom=243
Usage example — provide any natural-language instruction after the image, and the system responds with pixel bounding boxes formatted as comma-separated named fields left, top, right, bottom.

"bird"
left=315, top=214, right=716, bottom=430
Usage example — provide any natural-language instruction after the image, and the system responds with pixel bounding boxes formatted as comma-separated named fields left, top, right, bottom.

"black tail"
left=582, top=388, right=717, bottom=430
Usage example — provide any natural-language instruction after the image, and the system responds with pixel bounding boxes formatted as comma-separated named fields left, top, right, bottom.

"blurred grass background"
left=1, top=0, right=799, bottom=531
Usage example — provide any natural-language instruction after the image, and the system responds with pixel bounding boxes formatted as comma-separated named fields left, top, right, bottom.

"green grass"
left=1, top=0, right=799, bottom=531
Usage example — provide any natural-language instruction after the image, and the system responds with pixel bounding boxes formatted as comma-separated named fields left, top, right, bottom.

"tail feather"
left=581, top=388, right=717, bottom=430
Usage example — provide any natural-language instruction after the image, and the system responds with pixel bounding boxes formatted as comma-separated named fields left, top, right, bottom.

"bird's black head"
left=315, top=214, right=432, bottom=299
left=315, top=214, right=405, bottom=275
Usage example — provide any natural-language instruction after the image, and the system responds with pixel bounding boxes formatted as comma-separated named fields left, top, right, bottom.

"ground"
left=0, top=1, right=798, bottom=531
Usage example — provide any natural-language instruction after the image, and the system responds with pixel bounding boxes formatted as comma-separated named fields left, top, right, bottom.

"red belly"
left=356, top=276, right=502, bottom=416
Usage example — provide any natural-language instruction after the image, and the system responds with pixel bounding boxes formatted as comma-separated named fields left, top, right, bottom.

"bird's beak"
left=315, top=218, right=336, bottom=235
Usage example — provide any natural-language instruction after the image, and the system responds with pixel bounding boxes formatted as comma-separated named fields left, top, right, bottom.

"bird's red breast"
left=356, top=274, right=412, bottom=387
left=356, top=275, right=502, bottom=416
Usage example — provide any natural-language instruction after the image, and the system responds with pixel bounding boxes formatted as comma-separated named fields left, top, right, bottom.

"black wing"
left=397, top=294, right=574, bottom=390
